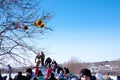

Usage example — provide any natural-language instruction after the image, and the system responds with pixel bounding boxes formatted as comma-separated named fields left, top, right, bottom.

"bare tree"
left=62, top=58, right=85, bottom=75
left=0, top=0, right=53, bottom=67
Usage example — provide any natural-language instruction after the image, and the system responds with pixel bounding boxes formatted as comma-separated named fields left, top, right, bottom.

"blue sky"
left=37, top=0, right=120, bottom=63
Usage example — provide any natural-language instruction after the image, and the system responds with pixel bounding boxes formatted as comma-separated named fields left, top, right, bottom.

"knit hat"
left=80, top=68, right=92, bottom=78
left=26, top=68, right=32, bottom=74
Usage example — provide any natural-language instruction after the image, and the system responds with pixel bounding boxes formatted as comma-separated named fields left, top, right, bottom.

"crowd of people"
left=0, top=51, right=117, bottom=80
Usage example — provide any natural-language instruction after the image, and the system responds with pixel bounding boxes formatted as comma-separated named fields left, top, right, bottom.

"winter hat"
left=26, top=68, right=32, bottom=74
left=80, top=68, right=92, bottom=78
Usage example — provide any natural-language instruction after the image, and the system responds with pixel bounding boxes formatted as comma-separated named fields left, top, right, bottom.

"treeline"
left=62, top=59, right=120, bottom=76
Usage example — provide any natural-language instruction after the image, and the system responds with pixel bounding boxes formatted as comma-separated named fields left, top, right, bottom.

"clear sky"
left=36, top=0, right=120, bottom=64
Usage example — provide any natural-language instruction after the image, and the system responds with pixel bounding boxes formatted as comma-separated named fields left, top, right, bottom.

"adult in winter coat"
left=45, top=57, right=52, bottom=67
left=41, top=51, right=45, bottom=66
left=37, top=70, right=45, bottom=80
left=0, top=70, right=3, bottom=80
left=14, top=71, right=24, bottom=80
left=7, top=64, right=12, bottom=79
left=48, top=73, right=57, bottom=80
left=35, top=53, right=41, bottom=66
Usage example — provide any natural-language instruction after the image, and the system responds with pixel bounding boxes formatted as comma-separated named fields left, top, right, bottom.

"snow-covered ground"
left=110, top=76, right=117, bottom=80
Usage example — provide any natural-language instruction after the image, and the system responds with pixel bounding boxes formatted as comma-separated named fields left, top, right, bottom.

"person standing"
left=0, top=69, right=3, bottom=80
left=37, top=70, right=45, bottom=80
left=35, top=53, right=41, bottom=66
left=45, top=57, right=52, bottom=67
left=14, top=71, right=24, bottom=80
left=40, top=51, right=45, bottom=66
left=26, top=67, right=34, bottom=80
left=48, top=73, right=57, bottom=80
left=46, top=65, right=52, bottom=80
left=7, top=64, right=12, bottom=79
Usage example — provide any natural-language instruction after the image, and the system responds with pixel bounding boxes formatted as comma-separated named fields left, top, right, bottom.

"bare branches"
left=0, top=0, right=53, bottom=67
